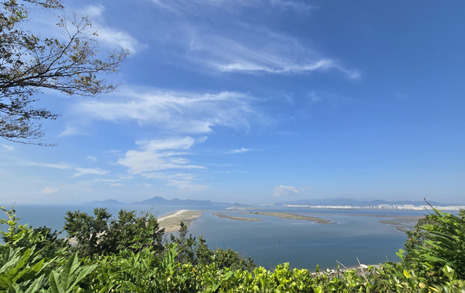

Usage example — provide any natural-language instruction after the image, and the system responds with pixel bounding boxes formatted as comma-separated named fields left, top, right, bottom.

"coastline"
left=157, top=210, right=203, bottom=233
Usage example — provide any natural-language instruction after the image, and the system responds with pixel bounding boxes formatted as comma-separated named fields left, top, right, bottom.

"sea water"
left=1, top=204, right=426, bottom=270
left=187, top=209, right=413, bottom=270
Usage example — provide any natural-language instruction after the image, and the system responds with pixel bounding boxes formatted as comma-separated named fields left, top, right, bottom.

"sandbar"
left=242, top=211, right=331, bottom=224
left=213, top=212, right=263, bottom=221
left=339, top=214, right=423, bottom=232
left=158, top=210, right=203, bottom=232
left=379, top=217, right=422, bottom=232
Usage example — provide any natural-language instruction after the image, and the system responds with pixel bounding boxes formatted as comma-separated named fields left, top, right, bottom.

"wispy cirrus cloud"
left=2, top=145, right=14, bottom=151
left=118, top=137, right=205, bottom=174
left=151, top=0, right=313, bottom=14
left=184, top=29, right=360, bottom=78
left=21, top=160, right=111, bottom=179
left=269, top=0, right=314, bottom=11
left=68, top=88, right=256, bottom=135
left=73, top=167, right=109, bottom=177
left=143, top=172, right=208, bottom=191
left=23, top=161, right=73, bottom=170
left=82, top=5, right=144, bottom=53
left=149, top=0, right=357, bottom=78
left=226, top=148, right=253, bottom=154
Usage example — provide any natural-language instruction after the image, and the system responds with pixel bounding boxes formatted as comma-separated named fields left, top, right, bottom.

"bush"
left=403, top=207, right=465, bottom=282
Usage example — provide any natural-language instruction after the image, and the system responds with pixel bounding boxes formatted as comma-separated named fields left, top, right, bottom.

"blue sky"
left=1, top=0, right=464, bottom=205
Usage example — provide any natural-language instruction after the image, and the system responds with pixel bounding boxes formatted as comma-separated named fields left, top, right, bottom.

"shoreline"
left=157, top=210, right=203, bottom=233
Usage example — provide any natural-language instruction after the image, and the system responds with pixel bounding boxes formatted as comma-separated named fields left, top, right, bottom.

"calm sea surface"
left=1, top=204, right=428, bottom=270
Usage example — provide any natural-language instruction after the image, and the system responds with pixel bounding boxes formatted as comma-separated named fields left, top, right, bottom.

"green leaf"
left=49, top=271, right=61, bottom=293
left=24, top=274, right=46, bottom=293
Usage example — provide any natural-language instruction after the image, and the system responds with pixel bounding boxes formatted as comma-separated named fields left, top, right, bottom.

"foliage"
left=48, top=253, right=96, bottom=293
left=0, top=207, right=67, bottom=257
left=0, top=208, right=94, bottom=292
left=170, top=224, right=256, bottom=271
left=0, top=0, right=127, bottom=143
left=403, top=207, right=465, bottom=282
left=63, top=208, right=165, bottom=258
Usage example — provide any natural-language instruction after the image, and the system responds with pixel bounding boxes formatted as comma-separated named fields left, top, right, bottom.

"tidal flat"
left=308, top=212, right=424, bottom=232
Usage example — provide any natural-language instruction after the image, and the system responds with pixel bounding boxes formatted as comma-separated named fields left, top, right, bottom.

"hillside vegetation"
left=1, top=206, right=464, bottom=292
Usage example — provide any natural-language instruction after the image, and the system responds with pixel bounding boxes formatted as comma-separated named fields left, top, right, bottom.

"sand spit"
left=158, top=210, right=203, bottom=233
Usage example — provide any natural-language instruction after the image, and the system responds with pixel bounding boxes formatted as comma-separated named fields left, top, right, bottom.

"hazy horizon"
left=1, top=1, right=464, bottom=205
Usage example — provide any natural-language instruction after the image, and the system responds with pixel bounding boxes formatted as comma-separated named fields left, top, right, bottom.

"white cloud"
left=227, top=148, right=252, bottom=154
left=72, top=88, right=255, bottom=134
left=83, top=4, right=105, bottom=17
left=143, top=172, right=208, bottom=191
left=41, top=187, right=58, bottom=194
left=148, top=1, right=358, bottom=79
left=118, top=137, right=205, bottom=174
left=23, top=161, right=73, bottom=170
left=73, top=167, right=109, bottom=177
left=216, top=59, right=338, bottom=74
left=59, top=122, right=91, bottom=137
left=87, top=156, right=97, bottom=163
left=94, top=26, right=142, bottom=54
left=1, top=145, right=15, bottom=151
left=269, top=0, right=313, bottom=11
left=82, top=5, right=143, bottom=53
left=151, top=0, right=313, bottom=13
left=186, top=31, right=359, bottom=78
left=273, top=185, right=307, bottom=197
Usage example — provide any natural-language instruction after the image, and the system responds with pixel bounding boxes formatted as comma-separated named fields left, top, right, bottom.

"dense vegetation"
left=1, top=206, right=464, bottom=292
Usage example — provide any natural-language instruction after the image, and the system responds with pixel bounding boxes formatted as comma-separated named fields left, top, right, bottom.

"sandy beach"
left=157, top=210, right=203, bottom=233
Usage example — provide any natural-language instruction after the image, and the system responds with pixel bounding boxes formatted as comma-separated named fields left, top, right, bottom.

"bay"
left=188, top=208, right=421, bottom=270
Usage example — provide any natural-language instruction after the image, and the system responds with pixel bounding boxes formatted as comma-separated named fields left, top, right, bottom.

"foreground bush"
left=403, top=207, right=465, bottom=282
left=1, top=206, right=465, bottom=292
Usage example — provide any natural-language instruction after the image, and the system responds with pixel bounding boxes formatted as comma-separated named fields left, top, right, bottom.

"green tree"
left=64, top=208, right=165, bottom=258
left=170, top=223, right=256, bottom=271
left=0, top=0, right=127, bottom=144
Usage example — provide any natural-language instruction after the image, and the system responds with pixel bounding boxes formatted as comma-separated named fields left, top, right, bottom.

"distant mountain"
left=131, top=196, right=234, bottom=208
left=86, top=199, right=126, bottom=205
left=276, top=198, right=445, bottom=207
